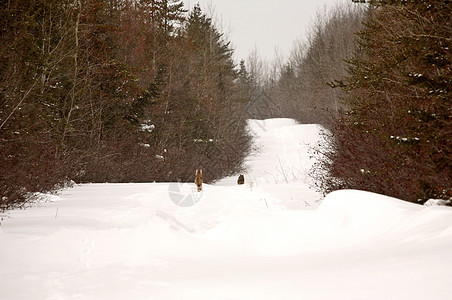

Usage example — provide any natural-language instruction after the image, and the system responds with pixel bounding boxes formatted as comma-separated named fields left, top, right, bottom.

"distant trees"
left=1, top=1, right=250, bottom=210
left=315, top=0, right=451, bottom=203
left=251, top=3, right=366, bottom=125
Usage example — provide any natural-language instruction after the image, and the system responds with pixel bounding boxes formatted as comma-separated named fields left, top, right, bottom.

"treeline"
left=259, top=0, right=450, bottom=204
left=238, top=3, right=366, bottom=125
left=0, top=0, right=251, bottom=210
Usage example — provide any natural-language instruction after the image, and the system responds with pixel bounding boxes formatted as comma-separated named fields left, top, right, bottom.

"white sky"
left=184, top=0, right=347, bottom=62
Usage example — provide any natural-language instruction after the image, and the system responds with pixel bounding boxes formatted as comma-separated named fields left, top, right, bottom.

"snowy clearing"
left=1, top=118, right=451, bottom=300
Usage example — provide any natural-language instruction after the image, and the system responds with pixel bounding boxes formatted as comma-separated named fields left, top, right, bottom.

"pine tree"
left=319, top=0, right=451, bottom=203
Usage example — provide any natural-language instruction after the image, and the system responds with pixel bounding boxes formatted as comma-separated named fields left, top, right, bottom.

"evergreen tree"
left=317, top=0, right=451, bottom=203
left=236, top=59, right=253, bottom=103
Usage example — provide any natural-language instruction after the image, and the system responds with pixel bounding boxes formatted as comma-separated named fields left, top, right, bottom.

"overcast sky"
left=185, top=0, right=347, bottom=62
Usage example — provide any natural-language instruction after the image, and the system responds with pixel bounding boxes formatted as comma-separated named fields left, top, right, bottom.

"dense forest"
left=1, top=0, right=251, bottom=210
left=320, top=0, right=451, bottom=204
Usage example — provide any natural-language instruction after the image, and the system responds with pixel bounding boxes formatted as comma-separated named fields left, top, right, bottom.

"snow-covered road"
left=1, top=119, right=451, bottom=300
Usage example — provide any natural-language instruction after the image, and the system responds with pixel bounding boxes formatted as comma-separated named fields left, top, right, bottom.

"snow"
left=140, top=122, right=155, bottom=133
left=424, top=199, right=451, bottom=207
left=1, top=118, right=452, bottom=300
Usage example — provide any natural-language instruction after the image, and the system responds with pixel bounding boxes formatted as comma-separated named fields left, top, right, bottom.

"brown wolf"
left=195, top=169, right=203, bottom=192
left=237, top=174, right=244, bottom=185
